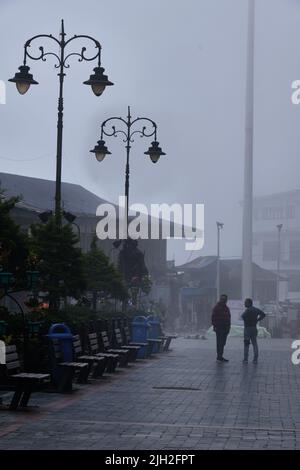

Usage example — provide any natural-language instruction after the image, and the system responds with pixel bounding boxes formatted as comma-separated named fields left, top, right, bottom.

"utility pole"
left=276, top=224, right=283, bottom=314
left=242, top=0, right=255, bottom=300
left=216, top=222, right=224, bottom=301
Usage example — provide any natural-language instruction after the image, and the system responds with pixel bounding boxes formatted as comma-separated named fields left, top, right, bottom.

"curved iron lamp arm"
left=129, top=117, right=157, bottom=142
left=23, top=26, right=102, bottom=69
left=100, top=115, right=158, bottom=144
left=0, top=291, right=25, bottom=323
left=101, top=117, right=129, bottom=142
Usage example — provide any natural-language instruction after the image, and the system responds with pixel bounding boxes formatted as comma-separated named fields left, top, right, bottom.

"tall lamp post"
left=276, top=224, right=283, bottom=314
left=90, top=106, right=165, bottom=238
left=9, top=19, right=113, bottom=227
left=216, top=222, right=224, bottom=301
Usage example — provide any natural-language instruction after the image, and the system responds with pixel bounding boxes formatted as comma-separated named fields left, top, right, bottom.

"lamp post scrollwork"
left=90, top=105, right=165, bottom=237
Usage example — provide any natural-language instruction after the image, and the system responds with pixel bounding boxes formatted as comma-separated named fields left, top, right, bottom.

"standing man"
left=242, top=298, right=266, bottom=364
left=212, top=294, right=231, bottom=362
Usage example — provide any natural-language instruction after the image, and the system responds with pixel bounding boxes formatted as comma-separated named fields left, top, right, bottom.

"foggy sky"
left=0, top=0, right=300, bottom=265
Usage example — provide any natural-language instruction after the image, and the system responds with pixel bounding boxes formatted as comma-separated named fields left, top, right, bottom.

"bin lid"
left=47, top=323, right=73, bottom=338
left=46, top=333, right=73, bottom=340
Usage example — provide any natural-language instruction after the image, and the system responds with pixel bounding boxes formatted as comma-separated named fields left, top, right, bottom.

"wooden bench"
left=122, top=325, right=152, bottom=357
left=48, top=338, right=89, bottom=392
left=157, top=324, right=178, bottom=352
left=0, top=345, right=50, bottom=410
left=72, top=335, right=107, bottom=379
left=122, top=324, right=148, bottom=348
left=99, top=330, right=130, bottom=367
left=147, top=338, right=164, bottom=353
left=87, top=333, right=120, bottom=373
left=112, top=327, right=140, bottom=362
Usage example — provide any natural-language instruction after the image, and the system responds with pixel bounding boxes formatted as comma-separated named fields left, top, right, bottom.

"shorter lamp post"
left=90, top=106, right=165, bottom=311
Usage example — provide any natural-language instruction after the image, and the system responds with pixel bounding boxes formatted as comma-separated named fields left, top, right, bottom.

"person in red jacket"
left=212, top=294, right=231, bottom=362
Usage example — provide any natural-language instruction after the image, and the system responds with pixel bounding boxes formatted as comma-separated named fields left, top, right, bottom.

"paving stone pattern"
left=0, top=337, right=299, bottom=450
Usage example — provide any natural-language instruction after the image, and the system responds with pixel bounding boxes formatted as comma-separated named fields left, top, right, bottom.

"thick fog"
left=0, top=0, right=300, bottom=264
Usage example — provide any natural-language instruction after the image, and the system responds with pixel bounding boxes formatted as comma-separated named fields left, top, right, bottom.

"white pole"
left=276, top=224, right=283, bottom=314
left=216, top=222, right=224, bottom=301
left=242, top=0, right=255, bottom=300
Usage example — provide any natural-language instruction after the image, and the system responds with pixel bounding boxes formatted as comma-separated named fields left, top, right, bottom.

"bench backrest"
left=73, top=335, right=83, bottom=357
left=113, top=328, right=124, bottom=348
left=0, top=345, right=21, bottom=383
left=100, top=330, right=111, bottom=350
left=88, top=333, right=100, bottom=355
left=5, top=345, right=21, bottom=373
left=123, top=326, right=131, bottom=343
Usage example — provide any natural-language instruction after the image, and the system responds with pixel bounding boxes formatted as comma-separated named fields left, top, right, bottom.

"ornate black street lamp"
left=9, top=19, right=113, bottom=226
left=90, top=106, right=165, bottom=236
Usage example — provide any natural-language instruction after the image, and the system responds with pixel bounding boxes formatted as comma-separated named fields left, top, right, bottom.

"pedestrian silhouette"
left=212, top=294, right=231, bottom=362
left=242, top=298, right=266, bottom=364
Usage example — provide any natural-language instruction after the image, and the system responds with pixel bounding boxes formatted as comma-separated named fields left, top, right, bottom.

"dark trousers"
left=244, top=326, right=258, bottom=361
left=215, top=326, right=230, bottom=359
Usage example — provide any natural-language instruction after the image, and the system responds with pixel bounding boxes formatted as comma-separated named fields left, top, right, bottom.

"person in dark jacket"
left=241, top=298, right=266, bottom=364
left=212, top=294, right=231, bottom=362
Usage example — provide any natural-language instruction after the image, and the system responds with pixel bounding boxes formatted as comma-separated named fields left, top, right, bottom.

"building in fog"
left=175, top=256, right=277, bottom=331
left=0, top=172, right=167, bottom=282
left=253, top=190, right=300, bottom=302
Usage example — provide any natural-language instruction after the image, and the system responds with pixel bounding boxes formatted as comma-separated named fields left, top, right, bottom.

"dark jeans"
left=244, top=326, right=258, bottom=361
left=215, top=326, right=230, bottom=359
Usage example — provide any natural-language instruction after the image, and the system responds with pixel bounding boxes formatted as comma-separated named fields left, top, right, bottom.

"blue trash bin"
left=147, top=315, right=162, bottom=353
left=131, top=316, right=149, bottom=359
left=47, top=323, right=73, bottom=384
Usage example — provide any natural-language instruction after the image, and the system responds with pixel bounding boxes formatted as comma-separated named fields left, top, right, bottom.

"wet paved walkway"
left=0, top=337, right=300, bottom=450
